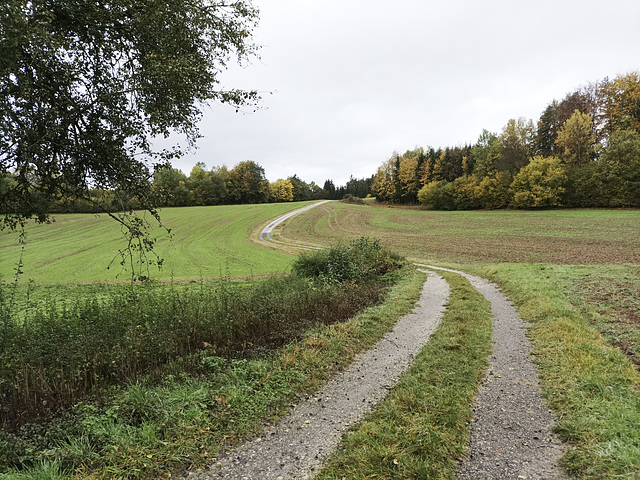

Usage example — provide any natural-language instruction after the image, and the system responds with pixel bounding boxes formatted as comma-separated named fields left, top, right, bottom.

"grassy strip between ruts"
left=0, top=267, right=425, bottom=480
left=315, top=270, right=492, bottom=480
left=484, top=264, right=640, bottom=479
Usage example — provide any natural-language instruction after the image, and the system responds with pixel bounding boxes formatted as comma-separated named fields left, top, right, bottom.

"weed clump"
left=292, top=237, right=404, bottom=284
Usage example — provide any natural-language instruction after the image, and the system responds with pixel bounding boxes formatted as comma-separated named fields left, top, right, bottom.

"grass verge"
left=484, top=264, right=640, bottom=478
left=0, top=266, right=425, bottom=479
left=315, top=270, right=492, bottom=479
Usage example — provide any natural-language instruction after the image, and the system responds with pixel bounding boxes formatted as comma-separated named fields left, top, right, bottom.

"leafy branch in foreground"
left=0, top=0, right=260, bottom=275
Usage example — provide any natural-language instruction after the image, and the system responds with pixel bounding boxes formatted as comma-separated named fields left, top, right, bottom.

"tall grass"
left=0, top=239, right=410, bottom=478
left=0, top=238, right=404, bottom=430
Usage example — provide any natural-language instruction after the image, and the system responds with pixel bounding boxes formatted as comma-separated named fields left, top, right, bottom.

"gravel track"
left=418, top=265, right=567, bottom=479
left=237, top=207, right=568, bottom=479
left=259, top=200, right=330, bottom=249
left=187, top=271, right=450, bottom=480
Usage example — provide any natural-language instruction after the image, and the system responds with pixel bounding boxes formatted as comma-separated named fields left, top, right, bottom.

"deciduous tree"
left=497, top=118, right=535, bottom=173
left=188, top=163, right=227, bottom=206
left=599, top=129, right=640, bottom=206
left=269, top=179, right=294, bottom=202
left=287, top=175, right=312, bottom=202
left=372, top=157, right=396, bottom=202
left=397, top=156, right=419, bottom=203
left=471, top=130, right=501, bottom=178
left=476, top=171, right=512, bottom=209
left=510, top=156, right=567, bottom=208
left=152, top=166, right=190, bottom=207
left=226, top=160, right=268, bottom=204
left=602, top=71, right=640, bottom=135
left=417, top=180, right=455, bottom=210
left=555, top=110, right=598, bottom=168
left=452, top=175, right=482, bottom=210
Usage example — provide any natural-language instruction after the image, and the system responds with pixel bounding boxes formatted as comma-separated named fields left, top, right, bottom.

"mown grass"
left=0, top=263, right=424, bottom=479
left=315, top=270, right=492, bottom=479
left=483, top=264, right=640, bottom=478
left=0, top=202, right=313, bottom=283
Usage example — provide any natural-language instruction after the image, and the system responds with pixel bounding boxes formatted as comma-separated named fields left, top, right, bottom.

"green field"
left=2, top=202, right=640, bottom=478
left=0, top=202, right=313, bottom=283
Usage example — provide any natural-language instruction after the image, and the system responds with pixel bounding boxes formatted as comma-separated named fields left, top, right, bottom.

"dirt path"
left=259, top=200, right=331, bottom=250
left=188, top=271, right=450, bottom=479
left=418, top=265, right=567, bottom=479
left=243, top=208, right=568, bottom=478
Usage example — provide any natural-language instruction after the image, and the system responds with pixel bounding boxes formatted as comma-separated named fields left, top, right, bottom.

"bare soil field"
left=280, top=202, right=640, bottom=265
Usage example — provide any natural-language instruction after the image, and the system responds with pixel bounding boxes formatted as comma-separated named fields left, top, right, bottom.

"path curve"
left=416, top=265, right=567, bottom=479
left=189, top=271, right=450, bottom=479
left=259, top=200, right=331, bottom=249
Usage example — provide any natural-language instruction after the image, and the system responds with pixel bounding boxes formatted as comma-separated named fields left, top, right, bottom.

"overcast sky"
left=170, top=0, right=640, bottom=187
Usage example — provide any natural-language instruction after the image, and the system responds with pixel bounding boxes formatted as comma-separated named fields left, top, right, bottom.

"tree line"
left=0, top=160, right=374, bottom=214
left=372, top=72, right=640, bottom=209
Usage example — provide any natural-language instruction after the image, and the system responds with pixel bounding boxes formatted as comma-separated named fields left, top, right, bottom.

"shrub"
left=563, top=163, right=612, bottom=207
left=292, top=237, right=404, bottom=284
left=417, top=180, right=455, bottom=210
left=510, top=156, right=567, bottom=208
left=452, top=175, right=482, bottom=210
left=476, top=171, right=513, bottom=209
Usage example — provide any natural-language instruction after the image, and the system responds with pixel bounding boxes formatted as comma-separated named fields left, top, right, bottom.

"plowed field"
left=280, top=202, right=640, bottom=265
